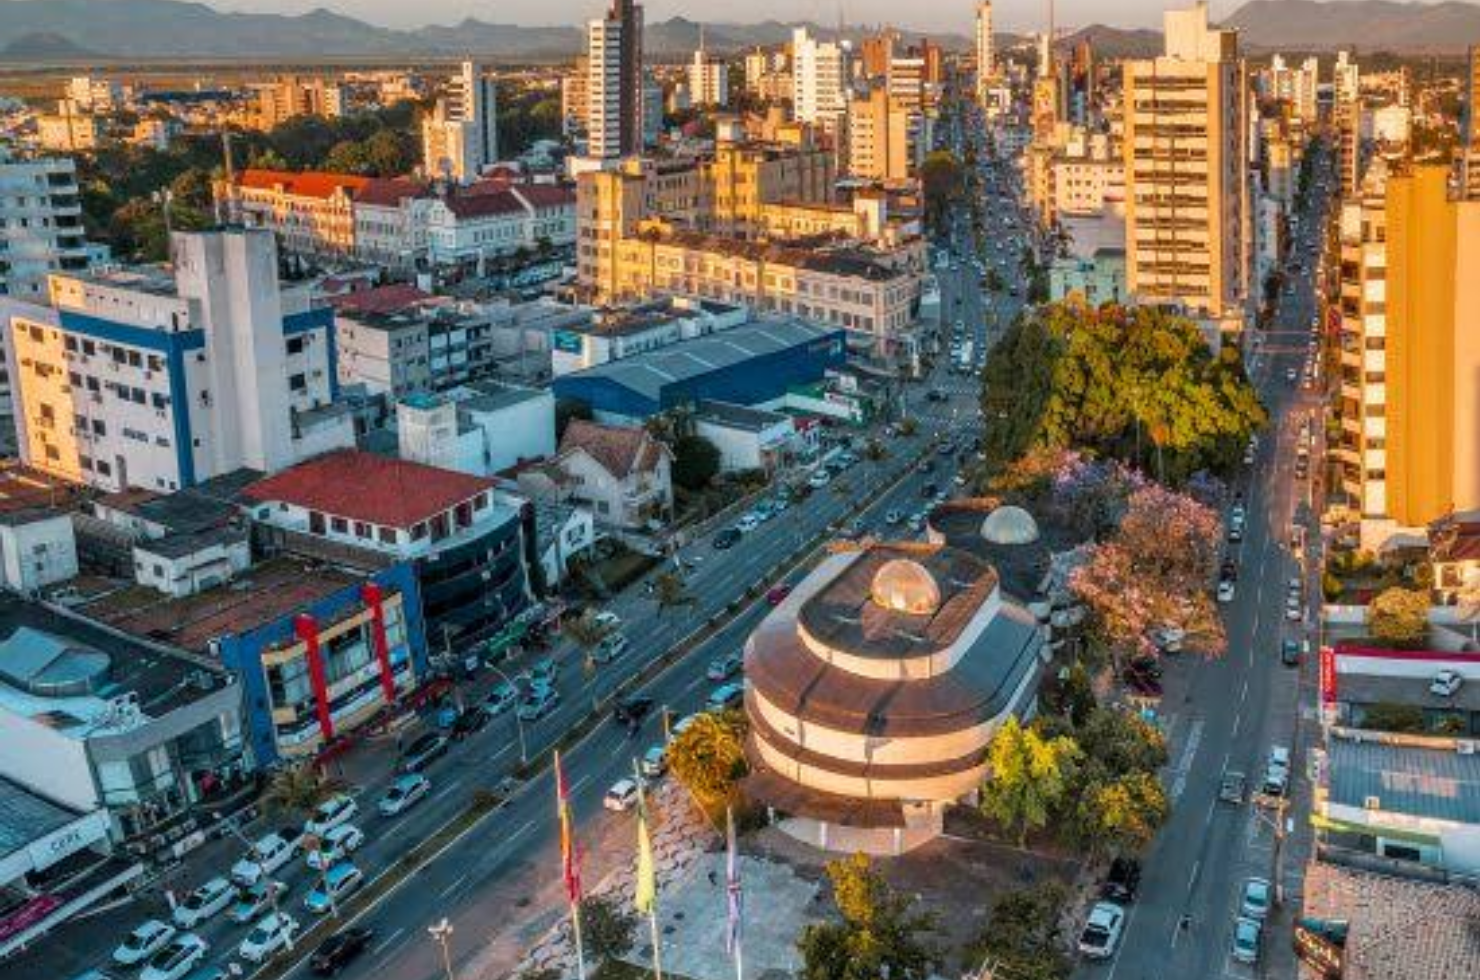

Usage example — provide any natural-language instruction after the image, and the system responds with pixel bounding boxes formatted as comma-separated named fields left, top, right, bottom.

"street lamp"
left=428, top=918, right=455, bottom=980
left=486, top=662, right=528, bottom=763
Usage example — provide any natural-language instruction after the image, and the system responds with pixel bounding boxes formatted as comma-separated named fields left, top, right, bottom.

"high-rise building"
left=1333, top=50, right=1362, bottom=196
left=562, top=57, right=591, bottom=136
left=422, top=61, right=497, bottom=183
left=792, top=27, right=850, bottom=132
left=1122, top=2, right=1248, bottom=331
left=689, top=43, right=729, bottom=108
left=848, top=87, right=913, bottom=182
left=0, top=150, right=89, bottom=302
left=1461, top=45, right=1480, bottom=200
left=587, top=0, right=645, bottom=160
left=976, top=2, right=995, bottom=101
left=5, top=228, right=354, bottom=493
left=859, top=31, right=897, bottom=80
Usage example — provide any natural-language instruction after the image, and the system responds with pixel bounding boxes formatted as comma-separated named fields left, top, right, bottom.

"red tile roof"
left=243, top=450, right=496, bottom=529
left=328, top=284, right=435, bottom=315
left=237, top=169, right=426, bottom=206
left=442, top=189, right=528, bottom=219
left=357, top=177, right=428, bottom=207
left=559, top=420, right=668, bottom=479
left=513, top=184, right=576, bottom=209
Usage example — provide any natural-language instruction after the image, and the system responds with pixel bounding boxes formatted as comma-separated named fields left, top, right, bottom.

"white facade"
left=792, top=27, right=850, bottom=129
left=1, top=152, right=90, bottom=302
left=0, top=513, right=77, bottom=594
left=422, top=61, right=497, bottom=183
left=587, top=2, right=644, bottom=160
left=689, top=49, right=729, bottom=108
left=694, top=411, right=796, bottom=473
left=132, top=537, right=251, bottom=599
left=976, top=2, right=995, bottom=97
left=7, top=228, right=353, bottom=493
left=397, top=383, right=556, bottom=477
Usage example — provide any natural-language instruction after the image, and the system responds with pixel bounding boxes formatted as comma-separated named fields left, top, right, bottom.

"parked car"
left=527, top=658, right=558, bottom=688
left=1231, top=916, right=1262, bottom=964
left=482, top=682, right=519, bottom=716
left=310, top=927, right=375, bottom=976
left=307, top=824, right=364, bottom=871
left=613, top=695, right=654, bottom=727
left=450, top=706, right=489, bottom=740
left=1217, top=580, right=1236, bottom=603
left=592, top=633, right=630, bottom=665
left=713, top=528, right=742, bottom=550
left=807, top=469, right=831, bottom=489
left=237, top=912, right=300, bottom=964
left=517, top=685, right=560, bottom=721
left=1122, top=666, right=1163, bottom=698
left=766, top=584, right=793, bottom=605
left=139, top=934, right=207, bottom=980
left=398, top=732, right=448, bottom=773
left=640, top=744, right=668, bottom=778
left=305, top=863, right=363, bottom=914
left=1280, top=640, right=1301, bottom=667
left=378, top=773, right=431, bottom=817
left=603, top=778, right=640, bottom=812
left=1240, top=877, right=1272, bottom=921
left=1431, top=670, right=1464, bottom=697
left=1077, top=902, right=1125, bottom=959
left=706, top=682, right=745, bottom=711
left=707, top=651, right=743, bottom=681
left=172, top=878, right=233, bottom=929
left=884, top=509, right=904, bottom=525
left=228, top=879, right=285, bottom=924
left=231, top=832, right=300, bottom=888
left=304, top=795, right=358, bottom=837
left=113, top=921, right=178, bottom=966
left=1100, top=858, right=1141, bottom=903
left=736, top=513, right=760, bottom=533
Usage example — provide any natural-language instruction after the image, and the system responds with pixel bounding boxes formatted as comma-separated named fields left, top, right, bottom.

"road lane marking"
left=438, top=874, right=468, bottom=899
left=372, top=927, right=406, bottom=955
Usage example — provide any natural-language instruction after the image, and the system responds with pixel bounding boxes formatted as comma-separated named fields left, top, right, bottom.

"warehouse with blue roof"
left=550, top=317, right=848, bottom=422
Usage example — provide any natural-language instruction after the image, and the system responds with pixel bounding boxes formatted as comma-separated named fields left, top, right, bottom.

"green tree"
left=671, top=434, right=721, bottom=492
left=1072, top=771, right=1168, bottom=857
left=579, top=895, right=635, bottom=962
left=667, top=709, right=748, bottom=810
left=964, top=883, right=1072, bottom=980
left=260, top=764, right=346, bottom=819
left=555, top=399, right=593, bottom=440
left=798, top=854, right=938, bottom=980
left=919, top=150, right=964, bottom=234
left=322, top=139, right=369, bottom=174
left=563, top=609, right=615, bottom=677
left=980, top=717, right=1081, bottom=846
left=1077, top=708, right=1169, bottom=777
left=652, top=570, right=696, bottom=615
left=1369, top=587, right=1429, bottom=647
left=1357, top=701, right=1426, bottom=733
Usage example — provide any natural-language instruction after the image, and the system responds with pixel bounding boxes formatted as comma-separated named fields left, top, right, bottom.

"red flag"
left=555, top=751, right=583, bottom=906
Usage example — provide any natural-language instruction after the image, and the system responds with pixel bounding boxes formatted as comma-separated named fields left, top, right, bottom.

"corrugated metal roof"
left=1328, top=738, right=1480, bottom=824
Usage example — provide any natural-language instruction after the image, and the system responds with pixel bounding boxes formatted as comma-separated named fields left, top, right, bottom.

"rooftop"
left=660, top=228, right=910, bottom=280
left=1327, top=734, right=1480, bottom=824
left=328, top=283, right=436, bottom=316
left=560, top=420, right=667, bottom=480
left=449, top=380, right=549, bottom=416
left=243, top=449, right=496, bottom=529
left=0, top=464, right=81, bottom=525
left=79, top=555, right=362, bottom=654
left=695, top=399, right=790, bottom=433
left=0, top=777, right=84, bottom=866
left=96, top=469, right=261, bottom=537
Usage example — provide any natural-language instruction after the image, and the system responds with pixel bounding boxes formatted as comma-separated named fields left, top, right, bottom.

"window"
left=287, top=336, right=306, bottom=355
left=289, top=373, right=307, bottom=392
left=309, top=511, right=327, bottom=534
left=91, top=419, right=106, bottom=436
left=354, top=521, right=371, bottom=539
left=378, top=527, right=396, bottom=544
left=330, top=516, right=348, bottom=533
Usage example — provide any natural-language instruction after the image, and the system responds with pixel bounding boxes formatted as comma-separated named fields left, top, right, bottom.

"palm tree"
left=563, top=609, right=615, bottom=709
left=260, top=764, right=346, bottom=819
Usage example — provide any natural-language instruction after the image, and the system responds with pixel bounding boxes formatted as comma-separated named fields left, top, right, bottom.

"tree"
left=667, top=709, right=748, bottom=810
left=1369, top=587, right=1429, bottom=647
left=1357, top=701, right=1426, bottom=733
left=652, top=570, right=696, bottom=615
left=563, top=609, right=615, bottom=676
left=964, top=883, right=1072, bottom=980
left=979, top=717, right=1081, bottom=846
left=798, top=854, right=938, bottom=980
left=261, top=764, right=345, bottom=818
left=579, top=895, right=635, bottom=962
left=920, top=150, right=964, bottom=234
left=1072, top=771, right=1168, bottom=856
left=671, top=434, right=721, bottom=492
left=1077, top=708, right=1169, bottom=777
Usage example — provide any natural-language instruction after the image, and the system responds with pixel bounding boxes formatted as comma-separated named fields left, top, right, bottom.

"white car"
left=113, top=920, right=178, bottom=966
left=172, top=877, right=233, bottom=929
left=139, top=934, right=207, bottom=980
left=304, top=863, right=364, bottom=915
left=1285, top=594, right=1303, bottom=621
left=1077, top=901, right=1125, bottom=959
left=237, top=912, right=300, bottom=964
left=1431, top=670, right=1464, bottom=697
left=736, top=513, right=760, bottom=533
left=229, top=879, right=286, bottom=924
left=231, top=832, right=298, bottom=888
left=379, top=773, right=431, bottom=816
left=640, top=744, right=668, bottom=778
left=807, top=469, right=831, bottom=489
left=1217, top=579, right=1236, bottom=603
left=304, top=794, right=358, bottom=837
left=307, top=823, right=365, bottom=870
left=604, top=778, right=640, bottom=812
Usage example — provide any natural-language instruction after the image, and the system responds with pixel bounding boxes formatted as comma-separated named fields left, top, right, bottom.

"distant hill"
left=0, top=0, right=969, bottom=63
left=1058, top=25, right=1164, bottom=60
left=0, top=32, right=99, bottom=62
left=1223, top=1, right=1480, bottom=53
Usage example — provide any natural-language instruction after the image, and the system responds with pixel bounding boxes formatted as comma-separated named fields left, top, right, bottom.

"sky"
left=194, top=0, right=1261, bottom=33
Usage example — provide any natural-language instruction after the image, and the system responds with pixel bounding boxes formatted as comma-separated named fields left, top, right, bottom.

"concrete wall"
left=0, top=515, right=78, bottom=593
left=0, top=709, right=97, bottom=810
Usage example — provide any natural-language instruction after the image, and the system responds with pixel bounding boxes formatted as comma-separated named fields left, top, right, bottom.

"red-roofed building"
left=424, top=183, right=577, bottom=269
left=244, top=449, right=535, bottom=644
left=522, top=420, right=672, bottom=530
left=220, top=169, right=432, bottom=270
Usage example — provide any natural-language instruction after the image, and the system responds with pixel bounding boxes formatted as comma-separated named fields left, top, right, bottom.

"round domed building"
left=742, top=541, right=1046, bottom=855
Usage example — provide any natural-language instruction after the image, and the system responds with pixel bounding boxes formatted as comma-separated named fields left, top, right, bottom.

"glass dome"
left=870, top=559, right=942, bottom=615
left=980, top=505, right=1040, bottom=545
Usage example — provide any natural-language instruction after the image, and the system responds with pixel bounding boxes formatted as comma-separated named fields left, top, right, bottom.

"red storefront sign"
left=294, top=614, right=334, bottom=742
left=1319, top=645, right=1337, bottom=705
left=0, top=895, right=61, bottom=943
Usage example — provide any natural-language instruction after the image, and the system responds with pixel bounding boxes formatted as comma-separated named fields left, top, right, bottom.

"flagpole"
left=556, top=751, right=587, bottom=980
left=634, top=761, right=663, bottom=980
left=571, top=901, right=587, bottom=980
left=726, top=807, right=743, bottom=980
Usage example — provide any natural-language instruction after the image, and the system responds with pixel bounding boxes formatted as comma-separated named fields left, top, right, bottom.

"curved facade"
left=743, top=542, right=1044, bottom=854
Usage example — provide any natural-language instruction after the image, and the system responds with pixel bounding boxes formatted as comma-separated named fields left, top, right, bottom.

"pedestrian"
left=708, top=870, right=717, bottom=887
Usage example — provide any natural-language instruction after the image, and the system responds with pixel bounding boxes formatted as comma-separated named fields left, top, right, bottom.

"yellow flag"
left=635, top=806, right=656, bottom=915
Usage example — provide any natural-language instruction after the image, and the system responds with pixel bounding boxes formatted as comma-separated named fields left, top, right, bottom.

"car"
left=228, top=879, right=285, bottom=924
left=310, top=927, right=375, bottom=976
left=1230, top=503, right=1246, bottom=524
left=527, top=658, right=558, bottom=688
left=517, top=686, right=560, bottom=721
left=766, top=584, right=793, bottom=606
left=884, top=509, right=904, bottom=525
left=707, top=682, right=745, bottom=711
left=1286, top=366, right=1298, bottom=382
left=1219, top=771, right=1247, bottom=804
left=378, top=773, right=431, bottom=817
left=1217, top=579, right=1236, bottom=603
left=1077, top=902, right=1125, bottom=959
left=713, top=528, right=742, bottom=550
left=1220, top=559, right=1238, bottom=581
left=807, top=469, right=831, bottom=489
left=1227, top=521, right=1243, bottom=544
left=305, top=863, right=363, bottom=914
left=1122, top=667, right=1163, bottom=698
left=907, top=513, right=926, bottom=532
left=736, top=513, right=760, bottom=533
left=307, top=824, right=364, bottom=870
left=398, top=731, right=448, bottom=773
left=450, top=706, right=490, bottom=739
left=304, top=795, right=358, bottom=837
left=1101, top=858, right=1141, bottom=903
left=592, top=633, right=630, bottom=665
left=1240, top=877, right=1272, bottom=921
left=140, top=934, right=207, bottom=980
left=640, top=744, right=668, bottom=778
left=1261, top=763, right=1290, bottom=799
left=1431, top=670, right=1464, bottom=697
left=669, top=713, right=699, bottom=739
left=482, top=681, right=519, bottom=716
left=613, top=695, right=654, bottom=727
left=1281, top=639, right=1301, bottom=667
left=592, top=610, right=622, bottom=631
left=237, top=912, right=300, bottom=964
left=113, top=921, right=178, bottom=966
left=1285, top=595, right=1303, bottom=622
left=231, top=832, right=299, bottom=888
left=707, top=651, right=743, bottom=681
left=604, top=778, right=640, bottom=812
left=178, top=968, right=226, bottom=980
left=172, top=878, right=233, bottom=929
left=1231, top=916, right=1262, bottom=964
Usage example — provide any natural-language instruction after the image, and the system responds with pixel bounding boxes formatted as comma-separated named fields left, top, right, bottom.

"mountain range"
left=0, top=0, right=1476, bottom=63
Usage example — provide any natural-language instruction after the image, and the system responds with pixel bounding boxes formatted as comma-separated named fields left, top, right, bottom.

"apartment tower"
left=588, top=0, right=645, bottom=159
left=976, top=2, right=995, bottom=102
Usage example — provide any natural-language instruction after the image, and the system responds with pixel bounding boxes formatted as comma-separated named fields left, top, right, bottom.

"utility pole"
left=428, top=918, right=455, bottom=980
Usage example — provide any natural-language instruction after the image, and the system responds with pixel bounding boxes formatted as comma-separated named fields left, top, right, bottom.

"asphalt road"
left=1087, top=154, right=1336, bottom=980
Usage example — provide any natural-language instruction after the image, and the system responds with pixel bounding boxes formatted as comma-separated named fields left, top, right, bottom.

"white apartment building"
left=976, top=2, right=995, bottom=99
left=422, top=61, right=498, bottom=183
left=66, top=75, right=123, bottom=113
left=1334, top=161, right=1389, bottom=522
left=6, top=228, right=354, bottom=493
left=587, top=0, right=645, bottom=160
left=423, top=184, right=577, bottom=269
left=1, top=150, right=90, bottom=302
left=1122, top=1, right=1248, bottom=332
left=792, top=27, right=850, bottom=132
left=689, top=47, right=729, bottom=107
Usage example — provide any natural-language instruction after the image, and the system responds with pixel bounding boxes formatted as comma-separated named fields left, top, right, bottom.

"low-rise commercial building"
left=550, top=296, right=745, bottom=376
left=397, top=382, right=555, bottom=477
